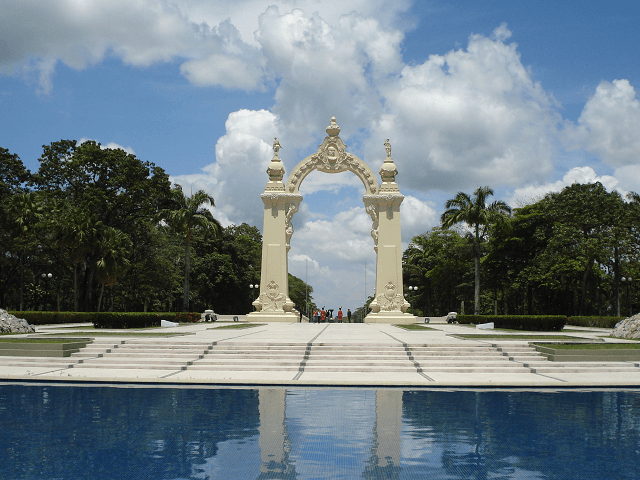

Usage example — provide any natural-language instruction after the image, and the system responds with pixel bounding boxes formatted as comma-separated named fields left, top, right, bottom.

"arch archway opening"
left=288, top=172, right=377, bottom=317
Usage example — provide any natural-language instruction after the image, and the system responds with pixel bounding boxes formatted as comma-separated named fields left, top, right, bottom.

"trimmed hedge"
left=566, top=316, right=622, bottom=328
left=10, top=312, right=93, bottom=325
left=92, top=313, right=160, bottom=329
left=92, top=312, right=200, bottom=329
left=457, top=315, right=567, bottom=332
left=10, top=311, right=200, bottom=328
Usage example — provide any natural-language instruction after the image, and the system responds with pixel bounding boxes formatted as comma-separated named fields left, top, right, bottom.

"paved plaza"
left=1, top=319, right=640, bottom=387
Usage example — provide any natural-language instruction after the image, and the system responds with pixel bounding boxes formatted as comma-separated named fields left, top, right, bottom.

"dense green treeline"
left=404, top=183, right=640, bottom=318
left=0, top=143, right=314, bottom=314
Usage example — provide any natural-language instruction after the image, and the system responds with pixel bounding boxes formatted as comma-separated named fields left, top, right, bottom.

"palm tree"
left=6, top=192, right=44, bottom=310
left=58, top=205, right=97, bottom=312
left=95, top=227, right=132, bottom=312
left=441, top=186, right=511, bottom=315
left=157, top=187, right=221, bottom=312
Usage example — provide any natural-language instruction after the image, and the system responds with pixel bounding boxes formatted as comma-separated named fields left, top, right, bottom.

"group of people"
left=312, top=307, right=352, bottom=323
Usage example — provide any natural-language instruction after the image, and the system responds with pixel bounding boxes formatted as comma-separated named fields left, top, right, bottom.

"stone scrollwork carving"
left=261, top=192, right=288, bottom=202
left=317, top=136, right=348, bottom=171
left=287, top=155, right=323, bottom=193
left=377, top=281, right=406, bottom=312
left=380, top=194, right=405, bottom=202
left=285, top=117, right=379, bottom=196
left=363, top=195, right=379, bottom=248
left=259, top=280, right=287, bottom=312
left=285, top=196, right=302, bottom=248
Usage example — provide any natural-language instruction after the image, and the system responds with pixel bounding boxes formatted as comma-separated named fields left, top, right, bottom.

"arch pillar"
left=365, top=141, right=412, bottom=323
left=247, top=141, right=299, bottom=322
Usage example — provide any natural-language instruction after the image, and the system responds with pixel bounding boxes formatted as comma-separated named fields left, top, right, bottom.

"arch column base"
left=246, top=311, right=299, bottom=323
left=365, top=311, right=417, bottom=324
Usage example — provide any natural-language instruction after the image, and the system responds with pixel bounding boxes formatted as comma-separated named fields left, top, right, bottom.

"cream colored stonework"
left=248, top=118, right=415, bottom=324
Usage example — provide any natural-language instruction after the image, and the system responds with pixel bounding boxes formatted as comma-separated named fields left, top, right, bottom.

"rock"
left=611, top=313, right=640, bottom=339
left=0, top=308, right=36, bottom=334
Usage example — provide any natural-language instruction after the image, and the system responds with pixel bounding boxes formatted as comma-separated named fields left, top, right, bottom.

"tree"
left=0, top=149, right=32, bottom=307
left=543, top=183, right=626, bottom=316
left=288, top=273, right=315, bottom=317
left=34, top=140, right=172, bottom=311
left=55, top=203, right=97, bottom=311
left=483, top=200, right=548, bottom=314
left=189, top=223, right=264, bottom=314
left=5, top=192, right=46, bottom=310
left=441, top=186, right=511, bottom=314
left=0, top=148, right=30, bottom=200
left=404, top=227, right=473, bottom=316
left=95, top=227, right=132, bottom=312
left=156, top=187, right=222, bottom=312
left=483, top=183, right=632, bottom=316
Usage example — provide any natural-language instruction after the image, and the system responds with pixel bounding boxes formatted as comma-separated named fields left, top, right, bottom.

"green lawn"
left=208, top=323, right=265, bottom=330
left=453, top=334, right=593, bottom=341
left=395, top=324, right=436, bottom=331
left=0, top=337, right=87, bottom=343
left=40, top=332, right=192, bottom=337
left=534, top=342, right=640, bottom=350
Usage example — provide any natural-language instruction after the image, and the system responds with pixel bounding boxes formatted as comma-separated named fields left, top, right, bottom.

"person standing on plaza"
left=321, top=307, right=326, bottom=323
left=313, top=309, right=317, bottom=323
left=338, top=307, right=343, bottom=323
left=347, top=308, right=352, bottom=323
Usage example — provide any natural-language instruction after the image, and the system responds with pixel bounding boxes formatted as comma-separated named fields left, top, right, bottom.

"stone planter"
left=0, top=339, right=91, bottom=357
left=534, top=344, right=640, bottom=362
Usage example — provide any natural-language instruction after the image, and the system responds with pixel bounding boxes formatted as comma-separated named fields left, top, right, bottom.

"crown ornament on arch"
left=326, top=116, right=341, bottom=136
left=312, top=116, right=349, bottom=171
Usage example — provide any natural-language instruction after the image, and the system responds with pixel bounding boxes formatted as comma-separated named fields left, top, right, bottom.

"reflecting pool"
left=1, top=384, right=639, bottom=479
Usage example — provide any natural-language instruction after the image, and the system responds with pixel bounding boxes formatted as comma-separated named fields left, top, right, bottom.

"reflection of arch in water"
left=258, top=388, right=296, bottom=478
left=248, top=117, right=416, bottom=323
left=364, top=389, right=403, bottom=479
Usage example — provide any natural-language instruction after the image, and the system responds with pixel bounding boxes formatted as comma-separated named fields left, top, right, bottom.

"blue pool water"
left=1, top=385, right=639, bottom=479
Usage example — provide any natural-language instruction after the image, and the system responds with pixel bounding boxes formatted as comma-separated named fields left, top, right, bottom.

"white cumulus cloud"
left=78, top=138, right=136, bottom=155
left=507, top=166, right=621, bottom=207
left=563, top=79, right=640, bottom=168
left=366, top=24, right=561, bottom=194
left=171, top=109, right=278, bottom=228
left=258, top=6, right=404, bottom=148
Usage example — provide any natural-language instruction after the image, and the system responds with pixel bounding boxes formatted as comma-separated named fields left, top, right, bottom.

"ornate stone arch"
left=247, top=117, right=414, bottom=324
left=283, top=117, right=381, bottom=252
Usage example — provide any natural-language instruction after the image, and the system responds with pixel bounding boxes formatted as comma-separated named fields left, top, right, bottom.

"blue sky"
left=1, top=0, right=639, bottom=312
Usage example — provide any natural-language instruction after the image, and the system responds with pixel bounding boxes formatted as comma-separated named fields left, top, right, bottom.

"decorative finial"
left=384, top=139, right=391, bottom=158
left=272, top=137, right=281, bottom=157
left=326, top=116, right=341, bottom=137
left=379, top=138, right=398, bottom=183
left=267, top=137, right=285, bottom=181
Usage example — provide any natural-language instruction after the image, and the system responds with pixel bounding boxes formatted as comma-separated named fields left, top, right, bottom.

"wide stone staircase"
left=2, top=339, right=639, bottom=378
left=492, top=343, right=640, bottom=374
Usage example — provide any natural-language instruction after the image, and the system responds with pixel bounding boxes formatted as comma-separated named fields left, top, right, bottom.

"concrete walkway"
left=1, top=320, right=640, bottom=387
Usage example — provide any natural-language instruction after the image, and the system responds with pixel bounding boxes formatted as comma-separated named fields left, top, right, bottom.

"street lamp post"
left=622, top=277, right=633, bottom=317
left=407, top=286, right=418, bottom=315
left=249, top=283, right=259, bottom=310
left=41, top=273, right=52, bottom=311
